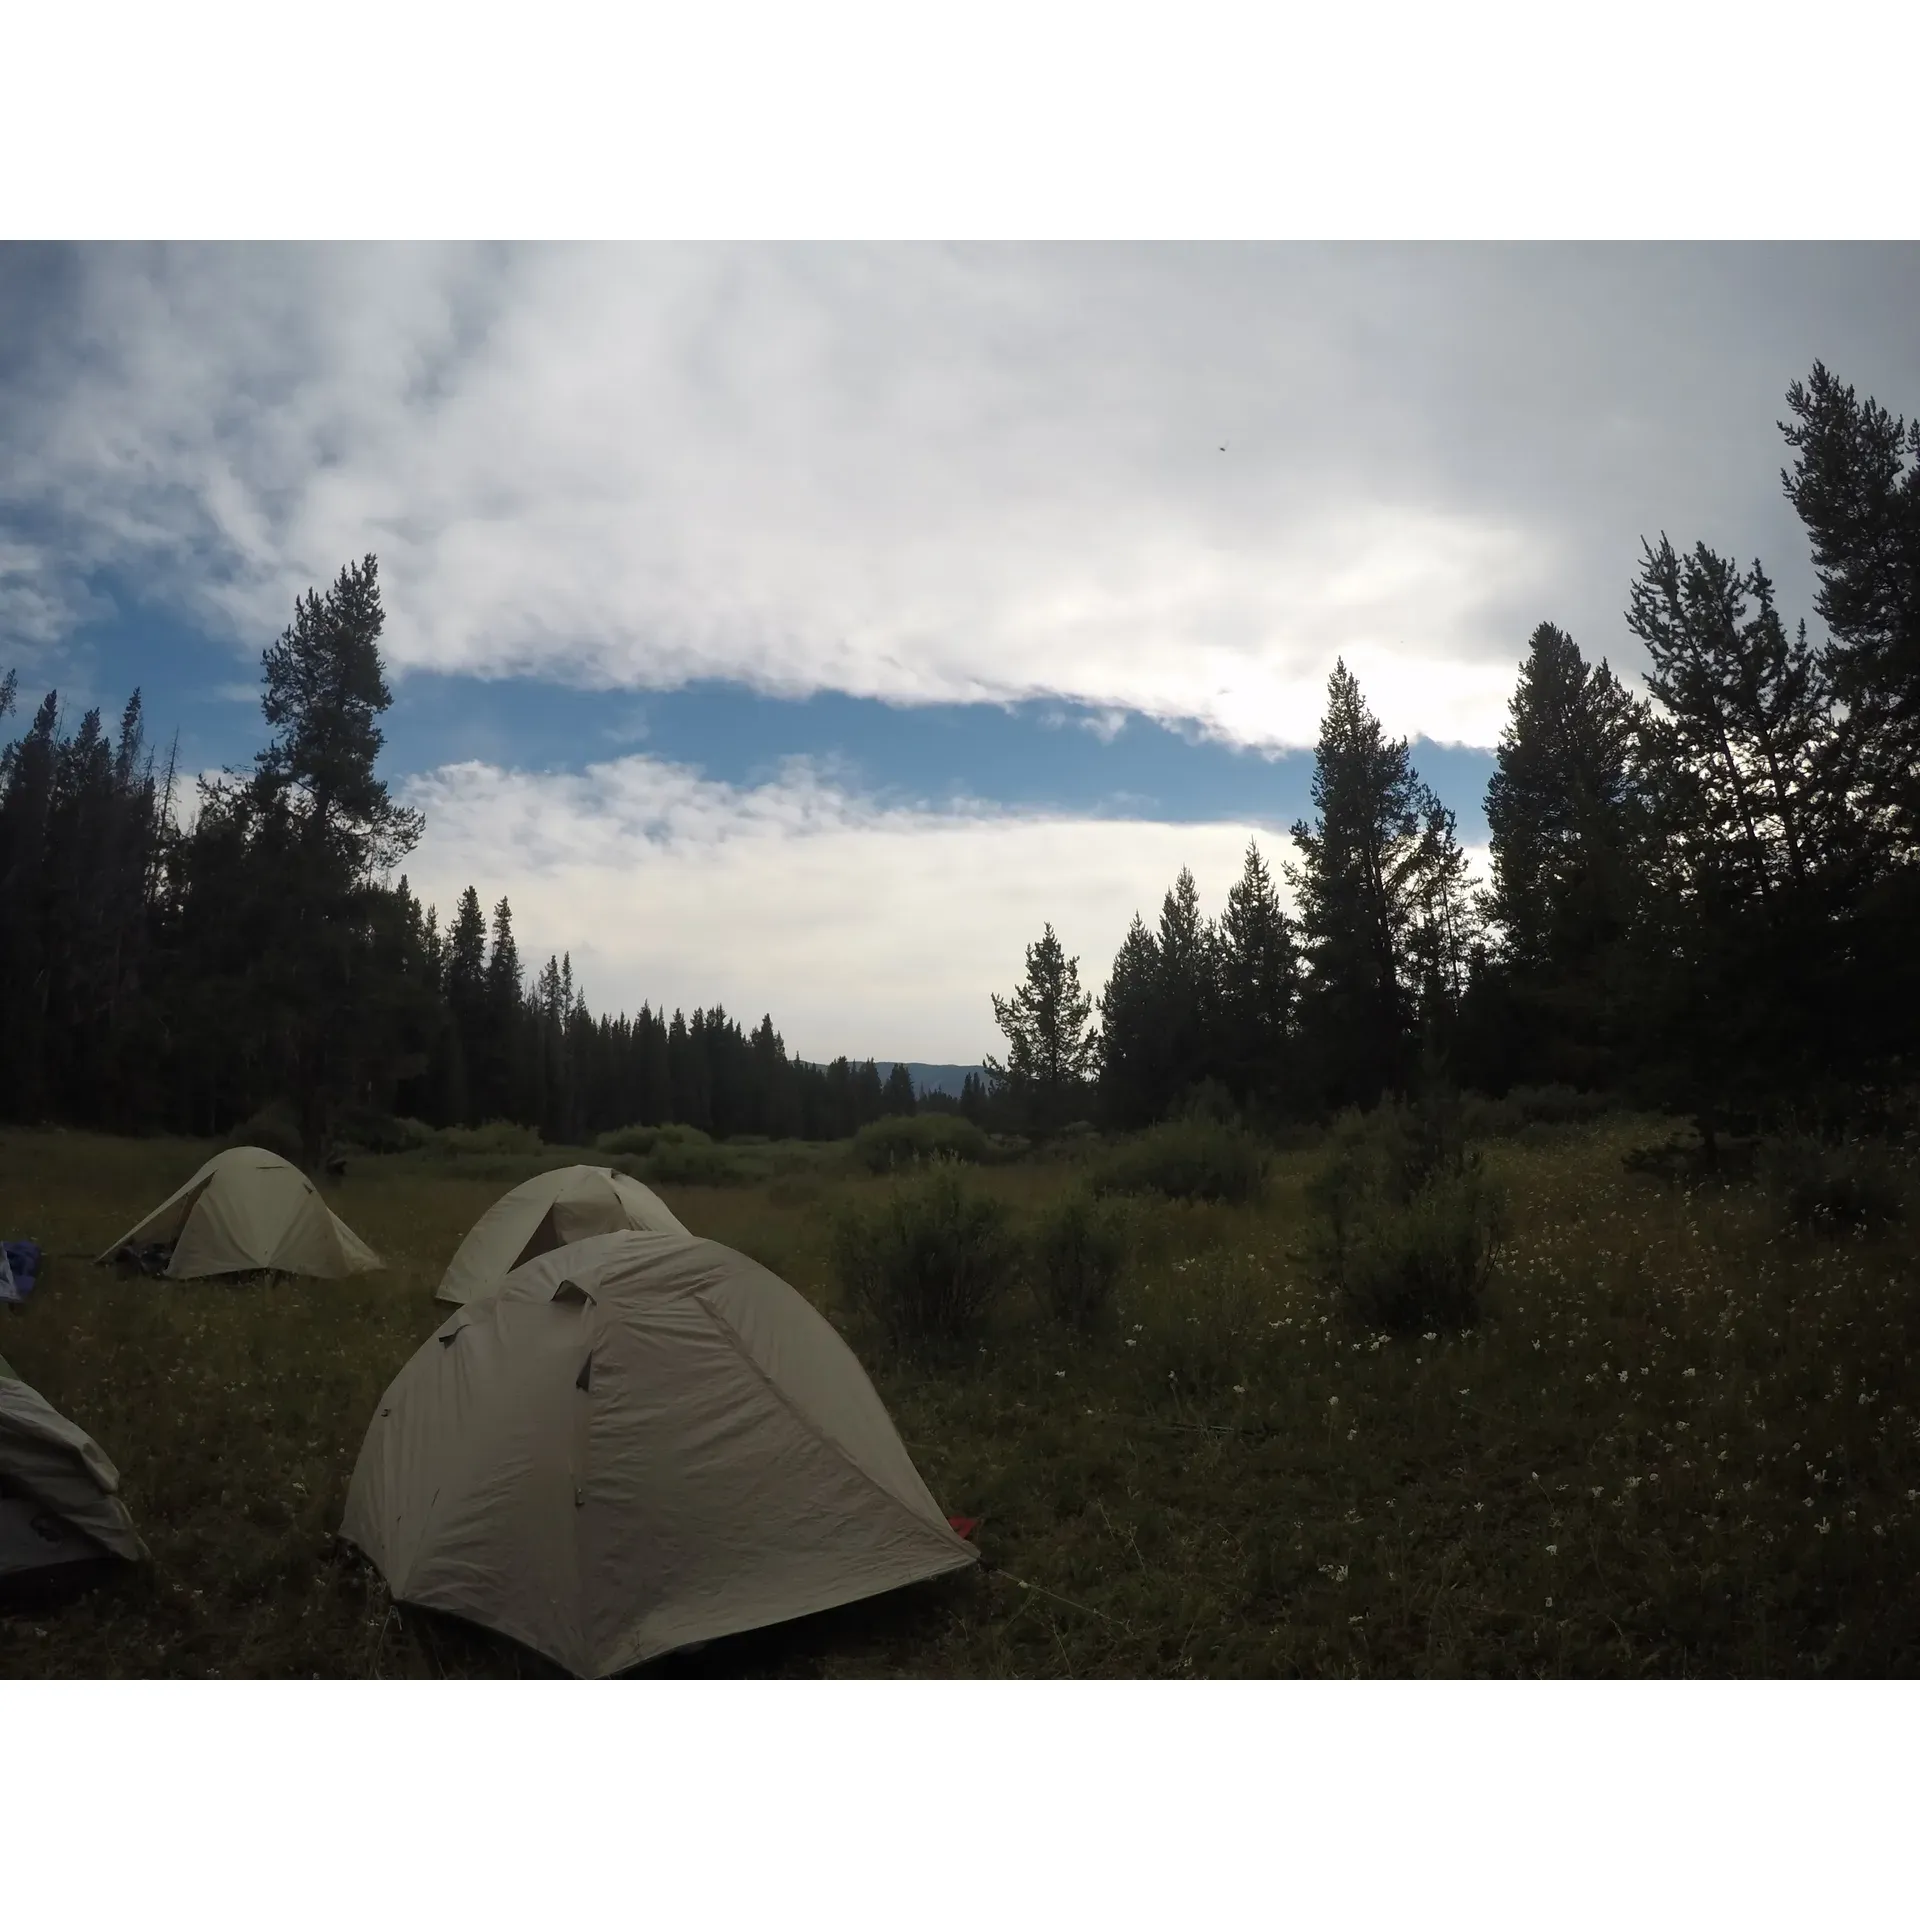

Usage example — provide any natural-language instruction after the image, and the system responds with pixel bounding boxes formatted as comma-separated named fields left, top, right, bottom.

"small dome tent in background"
left=95, top=1146, right=383, bottom=1281
left=435, top=1164, right=687, bottom=1305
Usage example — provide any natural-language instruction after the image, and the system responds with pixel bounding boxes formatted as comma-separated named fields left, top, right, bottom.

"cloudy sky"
left=4, top=243, right=1917, bottom=1062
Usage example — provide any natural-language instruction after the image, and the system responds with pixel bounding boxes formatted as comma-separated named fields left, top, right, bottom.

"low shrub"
left=227, top=1103, right=305, bottom=1164
left=639, top=1139, right=751, bottom=1187
left=1311, top=1157, right=1509, bottom=1333
left=594, top=1122, right=711, bottom=1155
left=436, top=1120, right=546, bottom=1156
left=1307, top=1097, right=1509, bottom=1332
left=850, top=1113, right=994, bottom=1174
left=1622, top=1131, right=1761, bottom=1187
left=331, top=1108, right=428, bottom=1155
left=830, top=1160, right=1015, bottom=1354
left=1029, top=1190, right=1129, bottom=1331
left=1177, top=1078, right=1240, bottom=1127
left=1758, top=1130, right=1908, bottom=1237
left=1091, top=1120, right=1266, bottom=1205
left=1463, top=1082, right=1615, bottom=1139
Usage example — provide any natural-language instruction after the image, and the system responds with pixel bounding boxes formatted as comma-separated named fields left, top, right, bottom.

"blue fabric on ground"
left=1, top=1240, right=41, bottom=1301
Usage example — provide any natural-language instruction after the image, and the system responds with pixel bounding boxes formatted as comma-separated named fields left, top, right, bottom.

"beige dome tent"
left=344, top=1229, right=977, bottom=1676
left=435, top=1164, right=687, bottom=1305
left=96, top=1145, right=382, bottom=1280
left=1, top=1349, right=147, bottom=1587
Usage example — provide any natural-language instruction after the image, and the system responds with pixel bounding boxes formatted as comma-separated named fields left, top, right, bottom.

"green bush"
left=331, top=1107, right=426, bottom=1155
left=437, top=1120, right=546, bottom=1156
left=850, top=1113, right=994, bottom=1173
left=830, top=1161, right=1015, bottom=1354
left=1463, top=1083, right=1615, bottom=1138
left=1307, top=1099, right=1509, bottom=1332
left=1030, top=1190, right=1129, bottom=1331
left=1091, top=1120, right=1266, bottom=1205
left=1758, top=1131, right=1908, bottom=1237
left=1622, top=1131, right=1761, bottom=1187
left=639, top=1139, right=750, bottom=1186
left=594, top=1122, right=711, bottom=1155
left=227, top=1103, right=305, bottom=1164
left=1177, top=1078, right=1240, bottom=1127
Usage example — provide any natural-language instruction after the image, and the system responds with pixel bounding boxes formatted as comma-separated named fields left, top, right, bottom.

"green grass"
left=3, top=1112, right=1918, bottom=1677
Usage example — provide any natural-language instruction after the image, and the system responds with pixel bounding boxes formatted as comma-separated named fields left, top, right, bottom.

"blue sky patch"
left=19, top=590, right=1498, bottom=838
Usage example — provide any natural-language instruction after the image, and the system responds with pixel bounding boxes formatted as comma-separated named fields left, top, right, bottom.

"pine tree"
left=1779, top=362, right=1920, bottom=1097
left=440, top=886, right=487, bottom=1123
left=1286, top=660, right=1454, bottom=1110
left=1478, top=622, right=1643, bottom=1090
left=852, top=1058, right=886, bottom=1128
left=638, top=1004, right=672, bottom=1125
left=1624, top=536, right=1844, bottom=1134
left=1485, top=625, right=1641, bottom=973
left=1213, top=839, right=1299, bottom=1112
left=986, top=922, right=1098, bottom=1135
left=883, top=1061, right=917, bottom=1116
left=1154, top=868, right=1215, bottom=1111
left=210, top=554, right=428, bottom=1166
left=1096, top=913, right=1162, bottom=1127
left=1781, top=362, right=1920, bottom=855
left=473, top=895, right=522, bottom=1123
left=254, top=555, right=422, bottom=871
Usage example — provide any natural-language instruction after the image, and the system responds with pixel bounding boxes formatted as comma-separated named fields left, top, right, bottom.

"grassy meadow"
left=2, top=1112, right=1918, bottom=1678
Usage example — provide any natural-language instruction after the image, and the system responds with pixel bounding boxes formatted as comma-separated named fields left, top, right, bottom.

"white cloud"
left=0, top=246, right=1606, bottom=751
left=401, top=752, right=1336, bottom=1062
left=12, top=245, right=1902, bottom=752
left=0, top=538, right=104, bottom=655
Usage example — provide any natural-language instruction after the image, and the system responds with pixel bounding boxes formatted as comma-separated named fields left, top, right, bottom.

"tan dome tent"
left=344, top=1229, right=977, bottom=1676
left=96, top=1145, right=382, bottom=1280
left=1, top=1349, right=147, bottom=1588
left=435, top=1164, right=687, bottom=1305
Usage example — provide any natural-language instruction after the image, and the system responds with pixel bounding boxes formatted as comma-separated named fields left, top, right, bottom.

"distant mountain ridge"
left=878, top=1062, right=983, bottom=1100
left=789, top=1061, right=983, bottom=1099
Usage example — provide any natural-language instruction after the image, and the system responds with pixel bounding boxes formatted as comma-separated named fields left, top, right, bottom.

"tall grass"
left=8, top=1109, right=1920, bottom=1679
left=1757, top=1130, right=1910, bottom=1236
left=1029, top=1191, right=1129, bottom=1332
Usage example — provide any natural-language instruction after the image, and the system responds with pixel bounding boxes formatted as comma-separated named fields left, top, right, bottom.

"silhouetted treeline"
left=0, top=574, right=900, bottom=1154
left=385, top=885, right=908, bottom=1142
left=1079, top=361, right=1920, bottom=1142
left=5, top=362, right=1915, bottom=1159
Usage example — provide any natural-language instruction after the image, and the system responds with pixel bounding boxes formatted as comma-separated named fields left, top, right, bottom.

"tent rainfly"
left=435, top=1165, right=688, bottom=1305
left=96, top=1146, right=383, bottom=1280
left=1, top=1349, right=147, bottom=1587
left=344, top=1229, right=978, bottom=1676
